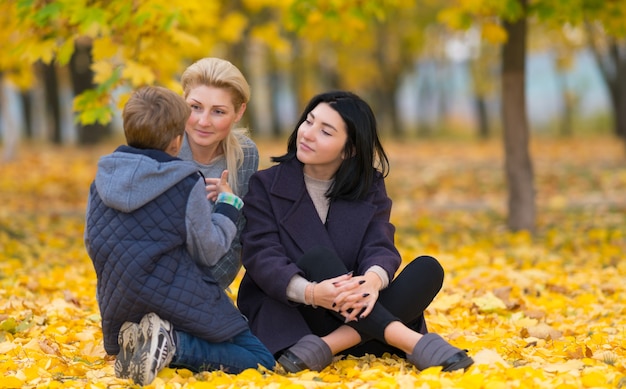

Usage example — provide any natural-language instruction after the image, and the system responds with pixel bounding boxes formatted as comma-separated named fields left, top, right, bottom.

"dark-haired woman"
left=237, top=91, right=474, bottom=373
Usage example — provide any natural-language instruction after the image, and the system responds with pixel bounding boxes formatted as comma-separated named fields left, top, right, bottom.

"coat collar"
left=269, top=158, right=376, bottom=260
left=269, top=157, right=306, bottom=201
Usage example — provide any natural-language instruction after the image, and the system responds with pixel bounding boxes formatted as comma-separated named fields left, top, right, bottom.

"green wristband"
left=216, top=192, right=244, bottom=210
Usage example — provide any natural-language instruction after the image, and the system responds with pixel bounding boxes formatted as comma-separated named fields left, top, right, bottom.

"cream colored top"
left=304, top=174, right=332, bottom=223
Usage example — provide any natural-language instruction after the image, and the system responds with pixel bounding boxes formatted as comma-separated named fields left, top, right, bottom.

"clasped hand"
left=314, top=272, right=380, bottom=323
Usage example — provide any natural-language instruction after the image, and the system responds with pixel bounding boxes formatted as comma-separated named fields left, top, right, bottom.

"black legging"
left=296, top=246, right=444, bottom=357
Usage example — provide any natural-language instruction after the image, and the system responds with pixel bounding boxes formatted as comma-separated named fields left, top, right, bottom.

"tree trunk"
left=20, top=91, right=32, bottom=138
left=598, top=41, right=626, bottom=140
left=244, top=40, right=273, bottom=137
left=41, top=61, right=62, bottom=144
left=611, top=42, right=626, bottom=146
left=501, top=0, right=535, bottom=233
left=556, top=71, right=574, bottom=137
left=475, top=94, right=490, bottom=139
left=1, top=74, right=21, bottom=161
left=69, top=39, right=111, bottom=144
left=586, top=28, right=626, bottom=149
left=372, top=85, right=400, bottom=136
left=28, top=66, right=47, bottom=142
left=373, top=22, right=402, bottom=136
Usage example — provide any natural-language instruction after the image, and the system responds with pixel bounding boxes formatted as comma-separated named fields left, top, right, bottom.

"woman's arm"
left=241, top=173, right=303, bottom=304
left=355, top=175, right=401, bottom=279
left=332, top=175, right=401, bottom=321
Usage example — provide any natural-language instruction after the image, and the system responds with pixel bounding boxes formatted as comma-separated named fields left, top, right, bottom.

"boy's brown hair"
left=123, top=86, right=191, bottom=151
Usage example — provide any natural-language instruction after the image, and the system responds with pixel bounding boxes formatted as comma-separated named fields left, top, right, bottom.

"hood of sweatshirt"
left=95, top=145, right=201, bottom=213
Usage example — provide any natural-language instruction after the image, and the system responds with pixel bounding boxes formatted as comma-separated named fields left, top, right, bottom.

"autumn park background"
left=1, top=0, right=626, bottom=388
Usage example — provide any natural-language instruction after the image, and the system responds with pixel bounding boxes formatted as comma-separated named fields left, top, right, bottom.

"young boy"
left=84, top=86, right=275, bottom=386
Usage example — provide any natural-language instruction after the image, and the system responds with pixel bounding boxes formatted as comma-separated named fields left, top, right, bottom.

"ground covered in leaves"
left=1, top=135, right=625, bottom=388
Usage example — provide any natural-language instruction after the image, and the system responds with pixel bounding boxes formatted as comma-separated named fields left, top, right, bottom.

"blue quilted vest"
left=86, top=173, right=248, bottom=355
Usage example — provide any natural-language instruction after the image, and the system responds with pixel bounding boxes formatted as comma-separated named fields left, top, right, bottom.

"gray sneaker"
left=128, top=313, right=177, bottom=385
left=115, top=321, right=139, bottom=379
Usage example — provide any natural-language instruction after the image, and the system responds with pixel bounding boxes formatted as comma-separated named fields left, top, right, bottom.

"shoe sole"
left=115, top=322, right=139, bottom=379
left=442, top=355, right=474, bottom=372
left=129, top=313, right=175, bottom=386
left=278, top=350, right=308, bottom=373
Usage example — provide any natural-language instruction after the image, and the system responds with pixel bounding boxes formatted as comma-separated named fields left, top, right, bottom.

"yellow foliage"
left=92, top=37, right=120, bottom=62
left=91, top=61, right=115, bottom=86
left=218, top=12, right=248, bottom=43
left=1, top=137, right=625, bottom=388
left=251, top=23, right=291, bottom=55
left=481, top=22, right=507, bottom=44
left=122, top=60, right=156, bottom=86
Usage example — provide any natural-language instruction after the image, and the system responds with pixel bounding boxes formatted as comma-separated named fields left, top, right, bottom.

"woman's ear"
left=235, top=102, right=247, bottom=123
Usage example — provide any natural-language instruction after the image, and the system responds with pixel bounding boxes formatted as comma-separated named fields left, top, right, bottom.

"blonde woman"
left=178, top=57, right=259, bottom=289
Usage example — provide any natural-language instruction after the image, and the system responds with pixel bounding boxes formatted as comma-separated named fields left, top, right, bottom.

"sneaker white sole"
left=115, top=321, right=139, bottom=379
left=129, top=313, right=176, bottom=386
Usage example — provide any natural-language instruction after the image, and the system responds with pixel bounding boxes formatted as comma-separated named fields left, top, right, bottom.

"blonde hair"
left=181, top=57, right=251, bottom=192
left=123, top=86, right=190, bottom=151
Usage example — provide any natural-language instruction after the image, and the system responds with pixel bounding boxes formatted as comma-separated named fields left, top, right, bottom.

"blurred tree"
left=529, top=23, right=585, bottom=137
left=1, top=0, right=243, bottom=145
left=285, top=0, right=439, bottom=135
left=586, top=23, right=626, bottom=140
left=439, top=0, right=535, bottom=232
left=469, top=28, right=500, bottom=139
left=439, top=0, right=626, bottom=232
left=531, top=0, right=626, bottom=141
left=1, top=0, right=295, bottom=141
left=501, top=0, right=535, bottom=233
left=238, top=0, right=293, bottom=136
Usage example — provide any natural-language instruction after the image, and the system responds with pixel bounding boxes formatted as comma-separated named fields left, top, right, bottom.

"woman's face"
left=296, top=102, right=348, bottom=180
left=185, top=85, right=245, bottom=150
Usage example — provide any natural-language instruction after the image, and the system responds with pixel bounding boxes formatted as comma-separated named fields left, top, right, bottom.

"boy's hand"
left=205, top=170, right=233, bottom=201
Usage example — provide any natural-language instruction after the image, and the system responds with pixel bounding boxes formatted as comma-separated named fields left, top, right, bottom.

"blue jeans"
left=170, top=329, right=275, bottom=374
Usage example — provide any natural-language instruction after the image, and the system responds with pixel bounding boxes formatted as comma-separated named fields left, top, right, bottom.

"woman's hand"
left=205, top=170, right=232, bottom=201
left=332, top=272, right=382, bottom=322
left=309, top=273, right=353, bottom=310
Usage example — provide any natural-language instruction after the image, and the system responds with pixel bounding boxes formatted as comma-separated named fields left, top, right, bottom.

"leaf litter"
left=0, top=137, right=625, bottom=388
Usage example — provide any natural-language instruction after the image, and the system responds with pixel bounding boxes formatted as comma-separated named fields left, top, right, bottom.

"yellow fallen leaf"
left=0, top=340, right=17, bottom=354
left=472, top=349, right=507, bottom=366
left=524, top=323, right=562, bottom=340
left=580, top=370, right=608, bottom=387
left=472, top=292, right=507, bottom=313
left=543, top=359, right=585, bottom=373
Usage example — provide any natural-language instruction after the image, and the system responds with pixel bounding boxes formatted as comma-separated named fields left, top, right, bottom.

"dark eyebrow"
left=309, top=112, right=338, bottom=133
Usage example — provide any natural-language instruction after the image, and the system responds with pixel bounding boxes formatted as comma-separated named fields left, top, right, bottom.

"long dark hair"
left=272, top=91, right=389, bottom=201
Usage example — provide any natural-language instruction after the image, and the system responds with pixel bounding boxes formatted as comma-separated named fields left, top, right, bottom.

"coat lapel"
left=271, top=160, right=335, bottom=254
left=271, top=159, right=375, bottom=262
left=325, top=198, right=375, bottom=262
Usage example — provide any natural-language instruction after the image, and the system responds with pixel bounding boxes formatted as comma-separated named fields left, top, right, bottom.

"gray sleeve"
left=186, top=181, right=238, bottom=267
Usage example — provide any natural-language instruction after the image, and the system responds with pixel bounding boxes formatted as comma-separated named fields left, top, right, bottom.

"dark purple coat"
left=237, top=158, right=401, bottom=354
